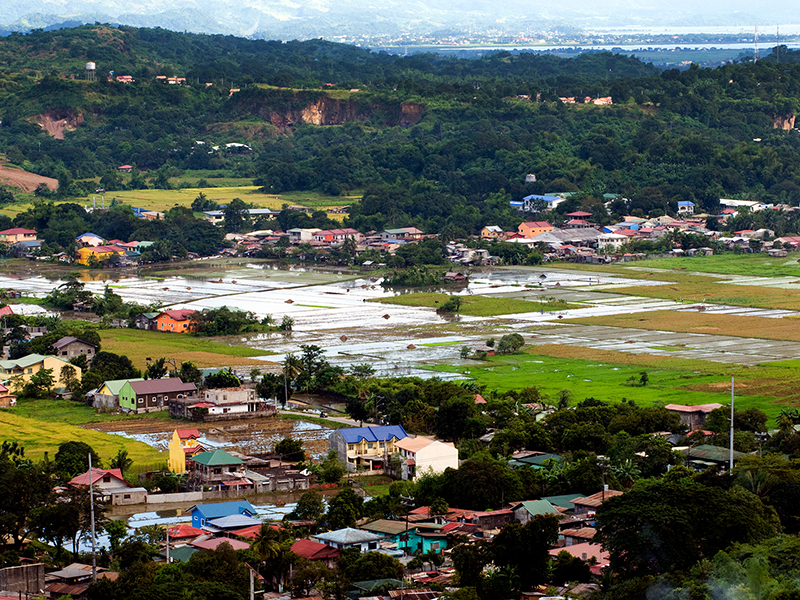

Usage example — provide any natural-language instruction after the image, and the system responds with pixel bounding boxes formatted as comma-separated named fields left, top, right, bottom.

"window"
left=368, top=542, right=378, bottom=550
left=348, top=444, right=354, bottom=451
left=214, top=468, right=222, bottom=474
left=368, top=442, right=374, bottom=449
left=138, top=398, right=143, bottom=404
left=123, top=494, right=131, bottom=499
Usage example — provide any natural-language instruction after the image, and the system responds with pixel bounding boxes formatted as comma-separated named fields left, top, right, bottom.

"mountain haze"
left=2, top=0, right=796, bottom=39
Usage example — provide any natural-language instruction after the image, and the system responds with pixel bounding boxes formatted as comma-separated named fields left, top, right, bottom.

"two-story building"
left=118, top=378, right=198, bottom=413
left=154, top=309, right=199, bottom=333
left=0, top=354, right=81, bottom=391
left=170, top=386, right=275, bottom=421
left=0, top=228, right=37, bottom=244
left=76, top=245, right=126, bottom=265
left=393, top=436, right=458, bottom=480
left=167, top=428, right=206, bottom=473
left=187, top=449, right=247, bottom=491
left=329, top=425, right=408, bottom=472
left=517, top=221, right=554, bottom=238
left=50, top=336, right=98, bottom=366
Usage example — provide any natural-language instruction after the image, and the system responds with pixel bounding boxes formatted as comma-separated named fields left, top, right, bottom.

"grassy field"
left=0, top=187, right=356, bottom=219
left=0, top=399, right=166, bottom=466
left=618, top=254, right=800, bottom=278
left=430, top=345, right=794, bottom=419
left=565, top=310, right=800, bottom=342
left=99, top=328, right=275, bottom=369
left=371, top=293, right=582, bottom=316
left=550, top=259, right=800, bottom=310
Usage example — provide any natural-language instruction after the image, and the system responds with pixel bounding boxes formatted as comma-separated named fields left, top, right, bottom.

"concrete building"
left=187, top=449, right=246, bottom=491
left=664, top=403, right=724, bottom=431
left=50, top=336, right=98, bottom=366
left=313, top=528, right=383, bottom=553
left=329, top=425, right=408, bottom=472
left=393, top=436, right=458, bottom=480
left=169, top=386, right=276, bottom=421
left=0, top=354, right=81, bottom=391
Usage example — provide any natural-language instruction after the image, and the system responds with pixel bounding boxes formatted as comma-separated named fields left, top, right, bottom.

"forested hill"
left=1, top=25, right=800, bottom=239
left=0, top=25, right=658, bottom=88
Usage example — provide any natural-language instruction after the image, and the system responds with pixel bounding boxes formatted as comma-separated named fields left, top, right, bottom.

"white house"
left=313, top=528, right=382, bottom=553
left=394, top=436, right=459, bottom=480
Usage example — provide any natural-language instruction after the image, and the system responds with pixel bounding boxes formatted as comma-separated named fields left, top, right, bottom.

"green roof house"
left=187, top=449, right=246, bottom=491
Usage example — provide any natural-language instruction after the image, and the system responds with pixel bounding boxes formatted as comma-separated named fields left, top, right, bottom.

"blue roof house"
left=186, top=500, right=256, bottom=529
left=329, top=425, right=408, bottom=473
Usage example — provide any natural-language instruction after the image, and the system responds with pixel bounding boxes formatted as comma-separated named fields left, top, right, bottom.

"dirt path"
left=0, top=164, right=58, bottom=192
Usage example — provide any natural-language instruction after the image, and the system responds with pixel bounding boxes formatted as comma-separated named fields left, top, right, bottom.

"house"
left=548, top=542, right=609, bottom=574
left=0, top=229, right=37, bottom=244
left=329, top=425, right=408, bottom=472
left=360, top=520, right=448, bottom=555
left=44, top=563, right=118, bottom=599
left=69, top=467, right=146, bottom=505
left=512, top=499, right=561, bottom=525
left=170, top=386, right=276, bottom=421
left=187, top=449, right=247, bottom=491
left=291, top=539, right=341, bottom=567
left=155, top=309, right=198, bottom=333
left=664, top=403, right=723, bottom=431
left=678, top=444, right=746, bottom=471
left=393, top=436, right=458, bottom=480
left=186, top=500, right=256, bottom=529
left=0, top=354, right=81, bottom=391
left=76, top=245, right=126, bottom=265
left=118, top=378, right=198, bottom=414
left=561, top=527, right=596, bottom=546
left=517, top=221, right=554, bottom=238
left=50, top=336, right=98, bottom=365
left=191, top=537, right=250, bottom=551
left=75, top=233, right=104, bottom=247
left=92, top=377, right=144, bottom=410
left=118, top=165, right=133, bottom=172
left=572, top=490, right=624, bottom=515
left=677, top=201, right=696, bottom=215
left=134, top=312, right=159, bottom=330
left=459, top=509, right=515, bottom=530
left=167, top=428, right=205, bottom=473
left=313, top=528, right=383, bottom=553
left=480, top=226, right=504, bottom=239
left=0, top=383, right=16, bottom=407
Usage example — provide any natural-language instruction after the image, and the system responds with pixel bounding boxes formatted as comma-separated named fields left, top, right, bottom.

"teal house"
left=360, top=519, right=447, bottom=554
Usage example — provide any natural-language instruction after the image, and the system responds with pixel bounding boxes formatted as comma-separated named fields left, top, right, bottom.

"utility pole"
left=89, top=453, right=97, bottom=582
left=730, top=377, right=735, bottom=472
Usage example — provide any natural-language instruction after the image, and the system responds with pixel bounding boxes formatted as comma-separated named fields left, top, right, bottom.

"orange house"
left=517, top=221, right=554, bottom=238
left=155, top=309, right=199, bottom=332
left=0, top=228, right=37, bottom=243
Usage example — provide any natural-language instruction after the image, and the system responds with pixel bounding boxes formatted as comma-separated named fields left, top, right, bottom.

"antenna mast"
left=754, top=26, right=759, bottom=62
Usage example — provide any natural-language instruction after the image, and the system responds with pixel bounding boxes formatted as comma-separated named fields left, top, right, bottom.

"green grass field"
left=0, top=186, right=357, bottom=219
left=430, top=347, right=792, bottom=420
left=99, top=328, right=273, bottom=369
left=0, top=399, right=166, bottom=466
left=618, top=254, right=800, bottom=278
left=372, top=293, right=581, bottom=316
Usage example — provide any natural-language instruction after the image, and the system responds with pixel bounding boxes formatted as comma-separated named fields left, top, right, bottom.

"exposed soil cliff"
left=32, top=110, right=84, bottom=139
left=235, top=91, right=424, bottom=129
left=774, top=114, right=796, bottom=130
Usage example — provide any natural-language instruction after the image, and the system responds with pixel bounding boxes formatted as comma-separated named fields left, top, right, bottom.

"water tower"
left=85, top=62, right=96, bottom=81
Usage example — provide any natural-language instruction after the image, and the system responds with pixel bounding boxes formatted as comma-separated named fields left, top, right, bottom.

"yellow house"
left=0, top=354, right=81, bottom=391
left=481, top=225, right=504, bottom=239
left=167, top=428, right=204, bottom=473
left=330, top=425, right=408, bottom=472
left=76, top=245, right=126, bottom=265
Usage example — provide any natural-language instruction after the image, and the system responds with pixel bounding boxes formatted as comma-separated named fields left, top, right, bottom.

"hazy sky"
left=3, top=0, right=800, bottom=38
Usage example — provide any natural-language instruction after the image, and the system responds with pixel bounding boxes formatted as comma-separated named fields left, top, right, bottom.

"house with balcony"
left=187, top=449, right=247, bottom=491
left=329, top=425, right=408, bottom=472
left=0, top=228, right=37, bottom=244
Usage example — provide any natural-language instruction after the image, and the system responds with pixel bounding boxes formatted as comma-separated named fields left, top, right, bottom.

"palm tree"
left=281, top=353, right=303, bottom=407
left=110, top=449, right=133, bottom=477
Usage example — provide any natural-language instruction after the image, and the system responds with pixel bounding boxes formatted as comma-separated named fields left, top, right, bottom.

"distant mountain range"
left=1, top=0, right=796, bottom=40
